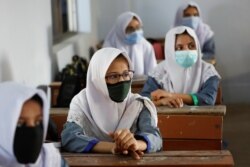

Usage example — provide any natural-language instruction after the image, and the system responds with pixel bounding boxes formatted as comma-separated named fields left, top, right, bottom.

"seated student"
left=173, top=1, right=215, bottom=61
left=61, top=48, right=162, bottom=160
left=140, top=26, right=221, bottom=108
left=0, top=82, right=67, bottom=167
left=103, top=11, right=157, bottom=75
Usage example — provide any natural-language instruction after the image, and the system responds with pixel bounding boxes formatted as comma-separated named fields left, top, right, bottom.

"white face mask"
left=175, top=50, right=198, bottom=68
left=181, top=16, right=200, bottom=30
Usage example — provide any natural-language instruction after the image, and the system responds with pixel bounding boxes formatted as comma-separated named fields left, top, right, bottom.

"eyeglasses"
left=105, top=70, right=134, bottom=84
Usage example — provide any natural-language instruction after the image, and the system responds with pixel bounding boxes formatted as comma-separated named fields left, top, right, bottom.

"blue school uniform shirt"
left=202, top=36, right=215, bottom=60
left=140, top=76, right=219, bottom=105
left=61, top=105, right=162, bottom=153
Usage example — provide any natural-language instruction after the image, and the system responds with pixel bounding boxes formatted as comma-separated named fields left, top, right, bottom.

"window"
left=51, top=0, right=77, bottom=43
left=51, top=0, right=91, bottom=43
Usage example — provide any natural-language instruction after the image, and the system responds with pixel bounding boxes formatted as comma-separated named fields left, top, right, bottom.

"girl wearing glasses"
left=61, top=47, right=162, bottom=160
left=103, top=11, right=157, bottom=75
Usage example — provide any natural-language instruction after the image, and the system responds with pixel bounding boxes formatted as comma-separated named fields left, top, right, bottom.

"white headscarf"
left=103, top=11, right=157, bottom=75
left=174, top=1, right=214, bottom=48
left=67, top=47, right=157, bottom=141
left=149, top=26, right=220, bottom=94
left=0, top=82, right=61, bottom=167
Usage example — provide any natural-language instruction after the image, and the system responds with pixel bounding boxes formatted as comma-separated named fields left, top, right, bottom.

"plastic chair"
left=152, top=42, right=165, bottom=60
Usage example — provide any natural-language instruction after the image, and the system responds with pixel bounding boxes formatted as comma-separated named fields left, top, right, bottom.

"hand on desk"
left=151, top=89, right=172, bottom=100
left=151, top=89, right=183, bottom=108
left=110, top=129, right=146, bottom=160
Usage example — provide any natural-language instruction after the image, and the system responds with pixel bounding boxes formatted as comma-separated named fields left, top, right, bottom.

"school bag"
left=56, top=55, right=88, bottom=107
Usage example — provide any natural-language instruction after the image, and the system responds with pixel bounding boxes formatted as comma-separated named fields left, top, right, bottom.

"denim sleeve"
left=195, top=76, right=220, bottom=105
left=61, top=122, right=99, bottom=153
left=202, top=36, right=215, bottom=60
left=61, top=157, right=69, bottom=167
left=140, top=76, right=161, bottom=98
left=134, top=106, right=162, bottom=153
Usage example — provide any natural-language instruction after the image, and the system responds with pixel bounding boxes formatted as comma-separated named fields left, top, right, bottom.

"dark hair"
left=116, top=54, right=127, bottom=59
left=175, top=30, right=194, bottom=40
left=30, top=94, right=43, bottom=108
left=180, top=30, right=189, bottom=35
left=116, top=54, right=129, bottom=66
left=132, top=16, right=139, bottom=21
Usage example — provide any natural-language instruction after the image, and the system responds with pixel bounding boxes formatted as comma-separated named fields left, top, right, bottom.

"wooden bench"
left=157, top=105, right=226, bottom=150
left=62, top=150, right=234, bottom=167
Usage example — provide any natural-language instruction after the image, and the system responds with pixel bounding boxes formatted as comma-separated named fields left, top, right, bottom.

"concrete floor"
left=223, top=104, right=250, bottom=167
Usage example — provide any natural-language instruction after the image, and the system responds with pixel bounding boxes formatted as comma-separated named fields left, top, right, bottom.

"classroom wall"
left=96, top=0, right=250, bottom=104
left=0, top=0, right=99, bottom=86
left=0, top=0, right=53, bottom=86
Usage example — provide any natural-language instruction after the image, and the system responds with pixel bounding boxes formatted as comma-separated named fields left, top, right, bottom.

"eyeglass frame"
left=105, top=70, right=134, bottom=84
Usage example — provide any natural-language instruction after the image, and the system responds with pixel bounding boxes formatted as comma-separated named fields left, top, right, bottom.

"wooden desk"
left=50, top=105, right=226, bottom=151
left=49, top=76, right=147, bottom=107
left=62, top=150, right=234, bottom=167
left=49, top=82, right=62, bottom=107
left=157, top=105, right=226, bottom=151
left=131, top=75, right=147, bottom=94
left=50, top=108, right=68, bottom=139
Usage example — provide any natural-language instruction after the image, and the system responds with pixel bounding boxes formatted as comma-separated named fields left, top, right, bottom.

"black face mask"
left=107, top=80, right=131, bottom=102
left=13, top=122, right=44, bottom=164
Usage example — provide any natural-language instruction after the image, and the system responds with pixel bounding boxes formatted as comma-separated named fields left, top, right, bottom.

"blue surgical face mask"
left=181, top=16, right=200, bottom=30
left=124, top=29, right=144, bottom=45
left=175, top=50, right=198, bottom=68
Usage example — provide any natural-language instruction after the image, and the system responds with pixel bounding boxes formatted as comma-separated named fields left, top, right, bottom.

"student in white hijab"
left=103, top=11, right=157, bottom=75
left=140, top=26, right=221, bottom=107
left=61, top=47, right=162, bottom=160
left=0, top=82, right=67, bottom=167
left=174, top=1, right=215, bottom=61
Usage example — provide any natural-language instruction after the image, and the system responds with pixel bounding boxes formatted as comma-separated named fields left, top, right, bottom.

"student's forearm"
left=173, top=93, right=193, bottom=105
left=91, top=141, right=115, bottom=153
left=92, top=140, right=147, bottom=154
left=136, top=140, right=147, bottom=151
